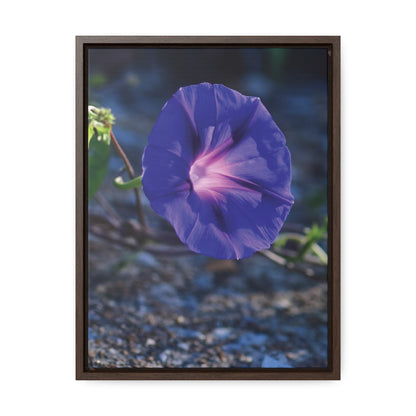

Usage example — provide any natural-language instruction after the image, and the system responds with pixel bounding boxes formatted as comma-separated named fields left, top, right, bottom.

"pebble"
left=146, top=338, right=156, bottom=347
left=136, top=252, right=160, bottom=268
left=239, top=354, right=253, bottom=363
left=212, top=327, right=233, bottom=340
left=261, top=354, right=293, bottom=368
left=178, top=342, right=189, bottom=352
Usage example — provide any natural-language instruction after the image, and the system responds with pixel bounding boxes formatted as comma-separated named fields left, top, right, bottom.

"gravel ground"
left=88, top=237, right=328, bottom=369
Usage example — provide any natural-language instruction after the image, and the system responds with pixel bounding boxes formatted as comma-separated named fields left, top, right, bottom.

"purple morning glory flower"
left=142, top=83, right=294, bottom=259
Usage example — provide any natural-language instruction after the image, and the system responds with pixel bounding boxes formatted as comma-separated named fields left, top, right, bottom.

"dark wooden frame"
left=76, top=36, right=340, bottom=380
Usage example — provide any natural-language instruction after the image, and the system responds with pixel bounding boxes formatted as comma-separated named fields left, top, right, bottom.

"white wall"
left=1, top=1, right=415, bottom=415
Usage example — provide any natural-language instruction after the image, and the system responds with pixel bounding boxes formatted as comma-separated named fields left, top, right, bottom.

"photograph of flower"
left=142, top=82, right=294, bottom=259
left=82, top=40, right=337, bottom=376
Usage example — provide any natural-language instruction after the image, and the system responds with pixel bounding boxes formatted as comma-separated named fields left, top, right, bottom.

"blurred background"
left=88, top=47, right=329, bottom=369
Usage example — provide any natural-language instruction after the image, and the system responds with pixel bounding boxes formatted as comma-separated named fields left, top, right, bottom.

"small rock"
left=261, top=354, right=292, bottom=368
left=275, top=297, right=292, bottom=309
left=150, top=283, right=182, bottom=308
left=178, top=342, right=189, bottom=351
left=159, top=349, right=188, bottom=366
left=212, top=327, right=233, bottom=340
left=239, top=354, right=253, bottom=363
left=159, top=350, right=169, bottom=364
left=136, top=251, right=160, bottom=268
left=286, top=349, right=309, bottom=361
left=146, top=338, right=156, bottom=347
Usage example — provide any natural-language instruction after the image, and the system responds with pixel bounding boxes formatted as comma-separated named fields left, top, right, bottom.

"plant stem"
left=260, top=250, right=315, bottom=278
left=89, top=219, right=191, bottom=256
left=110, top=130, right=148, bottom=230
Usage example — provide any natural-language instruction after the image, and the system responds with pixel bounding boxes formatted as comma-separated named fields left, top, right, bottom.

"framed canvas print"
left=76, top=36, right=340, bottom=380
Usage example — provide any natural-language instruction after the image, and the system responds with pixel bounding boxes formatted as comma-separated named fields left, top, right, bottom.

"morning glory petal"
left=174, top=83, right=217, bottom=153
left=184, top=193, right=240, bottom=260
left=147, top=190, right=198, bottom=244
left=142, top=144, right=190, bottom=200
left=224, top=138, right=294, bottom=202
left=142, top=82, right=294, bottom=259
left=216, top=191, right=293, bottom=259
left=147, top=94, right=198, bottom=163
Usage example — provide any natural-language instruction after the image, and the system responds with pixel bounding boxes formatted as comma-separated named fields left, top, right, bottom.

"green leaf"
left=87, top=105, right=114, bottom=199
left=273, top=235, right=288, bottom=249
left=113, top=175, right=142, bottom=190
left=88, top=124, right=95, bottom=147
left=88, top=105, right=115, bottom=148
left=294, top=221, right=326, bottom=262
left=88, top=134, right=111, bottom=200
